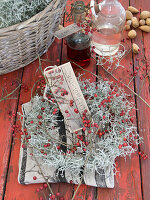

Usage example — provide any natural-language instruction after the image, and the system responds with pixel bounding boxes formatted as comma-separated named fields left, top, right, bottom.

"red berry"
left=99, top=132, right=103, bottom=136
left=39, top=121, right=42, bottom=126
left=74, top=108, right=79, bottom=113
left=144, top=155, right=148, bottom=160
left=130, top=118, right=134, bottom=123
left=103, top=116, right=106, bottom=120
left=36, top=188, right=40, bottom=192
left=83, top=127, right=86, bottom=131
left=123, top=143, right=127, bottom=147
left=37, top=115, right=42, bottom=119
left=22, top=144, right=26, bottom=148
left=56, top=192, right=60, bottom=196
left=118, top=144, right=122, bottom=149
left=40, top=186, right=43, bottom=190
left=33, top=176, right=37, bottom=180
left=76, top=142, right=80, bottom=147
left=54, top=108, right=58, bottom=112
left=41, top=107, right=45, bottom=111
left=140, top=76, right=143, bottom=80
left=135, top=66, right=139, bottom=70
left=57, top=146, right=61, bottom=150
left=84, top=109, right=87, bottom=113
left=94, top=93, right=98, bottom=97
left=60, top=197, right=64, bottom=200
left=70, top=100, right=74, bottom=104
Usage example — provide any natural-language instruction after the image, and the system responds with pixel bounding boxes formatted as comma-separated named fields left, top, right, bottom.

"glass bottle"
left=90, top=0, right=126, bottom=56
left=66, top=1, right=91, bottom=67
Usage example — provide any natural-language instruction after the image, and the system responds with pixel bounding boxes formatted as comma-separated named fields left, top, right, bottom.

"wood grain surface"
left=130, top=1, right=150, bottom=200
left=0, top=0, right=149, bottom=199
left=97, top=0, right=143, bottom=199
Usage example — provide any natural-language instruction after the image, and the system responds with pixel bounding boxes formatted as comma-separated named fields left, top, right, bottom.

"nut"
left=128, top=6, right=139, bottom=14
left=131, top=17, right=139, bottom=28
left=140, top=11, right=150, bottom=19
left=58, top=25, right=63, bottom=30
left=126, top=10, right=133, bottom=20
left=127, top=20, right=132, bottom=26
left=139, top=19, right=146, bottom=26
left=125, top=25, right=130, bottom=31
left=139, top=25, right=150, bottom=32
left=128, top=30, right=137, bottom=39
left=146, top=18, right=150, bottom=26
left=132, top=43, right=140, bottom=54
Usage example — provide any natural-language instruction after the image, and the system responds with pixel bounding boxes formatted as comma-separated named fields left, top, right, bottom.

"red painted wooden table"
left=0, top=0, right=150, bottom=199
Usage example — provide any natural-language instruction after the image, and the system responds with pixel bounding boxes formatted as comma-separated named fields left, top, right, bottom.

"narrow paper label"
left=54, top=23, right=82, bottom=39
left=44, top=62, right=91, bottom=132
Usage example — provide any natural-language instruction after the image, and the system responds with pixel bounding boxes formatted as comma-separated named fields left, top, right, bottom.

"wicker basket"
left=0, top=0, right=67, bottom=75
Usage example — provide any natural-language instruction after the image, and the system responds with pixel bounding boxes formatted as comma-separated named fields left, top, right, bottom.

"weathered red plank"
left=97, top=0, right=142, bottom=199
left=0, top=69, right=22, bottom=200
left=130, top=0, right=150, bottom=199
left=4, top=39, right=63, bottom=200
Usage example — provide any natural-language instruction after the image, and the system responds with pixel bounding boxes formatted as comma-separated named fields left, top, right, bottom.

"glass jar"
left=90, top=0, right=126, bottom=56
left=66, top=1, right=91, bottom=67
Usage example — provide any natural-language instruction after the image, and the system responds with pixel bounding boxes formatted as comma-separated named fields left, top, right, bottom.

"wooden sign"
left=54, top=23, right=82, bottom=39
left=44, top=62, right=91, bottom=132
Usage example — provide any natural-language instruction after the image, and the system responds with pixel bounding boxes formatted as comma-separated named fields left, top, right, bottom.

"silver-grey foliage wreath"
left=21, top=77, right=142, bottom=178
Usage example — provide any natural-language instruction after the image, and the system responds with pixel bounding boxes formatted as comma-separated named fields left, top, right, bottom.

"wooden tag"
left=44, top=62, right=91, bottom=132
left=54, top=23, right=82, bottom=39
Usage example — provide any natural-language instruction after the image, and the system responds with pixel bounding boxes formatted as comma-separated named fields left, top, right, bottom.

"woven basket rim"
left=0, top=0, right=66, bottom=75
left=0, top=0, right=59, bottom=34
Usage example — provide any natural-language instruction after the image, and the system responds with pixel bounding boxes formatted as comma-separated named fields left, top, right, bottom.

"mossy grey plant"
left=0, top=0, right=52, bottom=28
left=21, top=77, right=142, bottom=178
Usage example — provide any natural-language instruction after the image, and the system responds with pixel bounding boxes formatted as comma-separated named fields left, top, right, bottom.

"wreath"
left=21, top=76, right=142, bottom=181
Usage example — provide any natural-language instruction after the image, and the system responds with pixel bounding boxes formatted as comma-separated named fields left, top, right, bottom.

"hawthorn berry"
left=56, top=192, right=60, bottom=196
left=36, top=188, right=40, bottom=192
left=33, top=176, right=37, bottom=180
left=103, top=116, right=106, bottom=120
left=74, top=108, right=79, bottom=113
